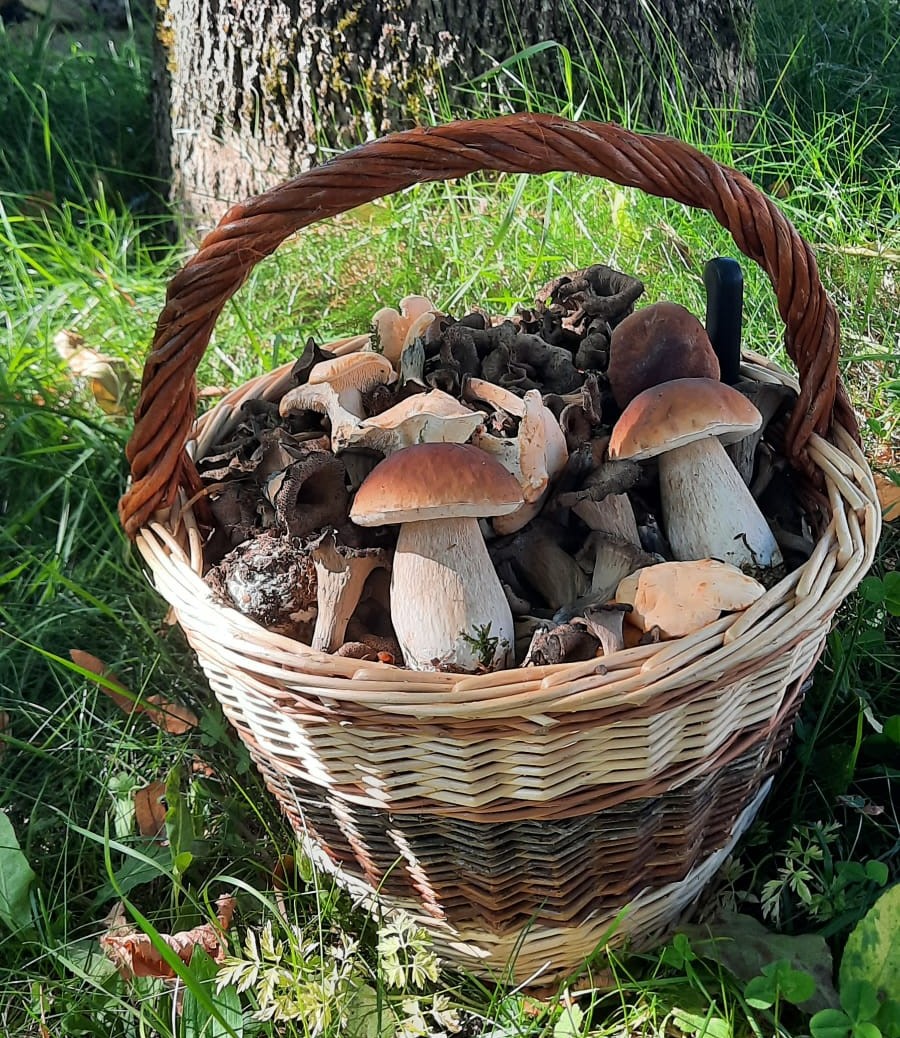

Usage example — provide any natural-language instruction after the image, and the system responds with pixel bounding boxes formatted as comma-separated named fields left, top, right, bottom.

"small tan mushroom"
left=279, top=381, right=361, bottom=449
left=615, top=559, right=765, bottom=639
left=344, top=390, right=482, bottom=455
left=471, top=389, right=568, bottom=535
left=308, top=530, right=388, bottom=653
left=371, top=296, right=438, bottom=366
left=307, top=353, right=396, bottom=418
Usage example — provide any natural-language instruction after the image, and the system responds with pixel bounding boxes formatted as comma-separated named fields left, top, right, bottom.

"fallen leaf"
left=144, top=695, right=199, bottom=735
left=0, top=813, right=36, bottom=935
left=678, top=912, right=838, bottom=1013
left=133, top=782, right=168, bottom=839
left=69, top=649, right=135, bottom=714
left=69, top=650, right=197, bottom=735
left=100, top=894, right=237, bottom=981
left=875, top=473, right=900, bottom=522
left=54, top=329, right=132, bottom=416
left=840, top=882, right=900, bottom=1002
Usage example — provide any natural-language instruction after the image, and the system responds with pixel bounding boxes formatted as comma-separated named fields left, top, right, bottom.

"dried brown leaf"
left=69, top=649, right=135, bottom=713
left=144, top=695, right=198, bottom=735
left=875, top=473, right=900, bottom=522
left=133, top=781, right=168, bottom=839
left=69, top=650, right=197, bottom=734
left=197, top=385, right=231, bottom=399
left=100, top=895, right=237, bottom=980
left=54, top=330, right=132, bottom=415
left=0, top=710, right=9, bottom=756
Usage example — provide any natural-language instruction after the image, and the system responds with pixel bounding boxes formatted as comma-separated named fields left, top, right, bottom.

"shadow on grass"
left=0, top=7, right=163, bottom=212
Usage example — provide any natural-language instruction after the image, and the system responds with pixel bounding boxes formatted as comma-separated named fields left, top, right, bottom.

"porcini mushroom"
left=350, top=442, right=523, bottom=672
left=607, top=302, right=720, bottom=409
left=307, top=352, right=396, bottom=418
left=609, top=377, right=783, bottom=570
left=615, top=559, right=765, bottom=639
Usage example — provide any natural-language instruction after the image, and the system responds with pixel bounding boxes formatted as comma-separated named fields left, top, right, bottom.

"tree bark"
left=153, top=0, right=757, bottom=231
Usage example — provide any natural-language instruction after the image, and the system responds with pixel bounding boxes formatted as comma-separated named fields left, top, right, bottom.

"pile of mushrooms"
left=199, top=263, right=807, bottom=674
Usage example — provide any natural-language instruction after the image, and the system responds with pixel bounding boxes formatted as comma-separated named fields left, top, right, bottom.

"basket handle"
left=119, top=113, right=857, bottom=538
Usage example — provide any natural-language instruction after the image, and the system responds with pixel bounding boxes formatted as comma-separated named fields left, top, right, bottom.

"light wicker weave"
left=119, top=115, right=881, bottom=983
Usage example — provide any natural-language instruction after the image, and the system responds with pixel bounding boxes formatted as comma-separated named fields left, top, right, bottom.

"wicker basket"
left=119, top=114, right=881, bottom=983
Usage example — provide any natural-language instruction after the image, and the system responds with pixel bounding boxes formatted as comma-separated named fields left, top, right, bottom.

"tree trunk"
left=153, top=0, right=757, bottom=231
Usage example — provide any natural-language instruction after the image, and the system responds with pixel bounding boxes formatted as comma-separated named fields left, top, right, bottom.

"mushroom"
left=615, top=559, right=766, bottom=639
left=725, top=380, right=795, bottom=485
left=204, top=529, right=318, bottom=636
left=576, top=533, right=660, bottom=604
left=279, top=381, right=361, bottom=450
left=607, top=301, right=720, bottom=409
left=350, top=442, right=523, bottom=672
left=608, top=378, right=783, bottom=570
left=572, top=603, right=631, bottom=655
left=400, top=294, right=437, bottom=325
left=308, top=529, right=389, bottom=653
left=307, top=352, right=396, bottom=418
left=399, top=335, right=427, bottom=387
left=491, top=521, right=589, bottom=611
left=522, top=621, right=599, bottom=666
left=344, top=390, right=483, bottom=455
left=264, top=450, right=350, bottom=538
left=574, top=493, right=641, bottom=543
left=471, top=389, right=569, bottom=535
left=370, top=307, right=406, bottom=365
left=371, top=296, right=438, bottom=366
left=290, top=336, right=338, bottom=385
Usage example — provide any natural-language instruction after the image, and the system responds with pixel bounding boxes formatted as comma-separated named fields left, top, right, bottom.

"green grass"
left=1, top=1, right=899, bottom=1036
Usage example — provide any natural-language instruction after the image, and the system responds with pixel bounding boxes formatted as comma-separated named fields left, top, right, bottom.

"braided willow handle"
left=120, top=113, right=857, bottom=537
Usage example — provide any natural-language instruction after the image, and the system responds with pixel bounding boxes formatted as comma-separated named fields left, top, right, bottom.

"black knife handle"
left=704, top=257, right=744, bottom=385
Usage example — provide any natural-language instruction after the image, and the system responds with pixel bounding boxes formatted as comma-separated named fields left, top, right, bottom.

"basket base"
left=290, top=776, right=771, bottom=985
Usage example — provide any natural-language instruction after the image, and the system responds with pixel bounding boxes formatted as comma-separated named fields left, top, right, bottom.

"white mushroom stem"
left=309, top=535, right=387, bottom=653
left=659, top=437, right=783, bottom=568
left=391, top=516, right=514, bottom=672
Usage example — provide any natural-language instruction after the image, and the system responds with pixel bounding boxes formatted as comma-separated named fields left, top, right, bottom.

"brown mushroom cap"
left=609, top=377, right=762, bottom=461
left=607, top=301, right=720, bottom=408
left=350, top=442, right=523, bottom=525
